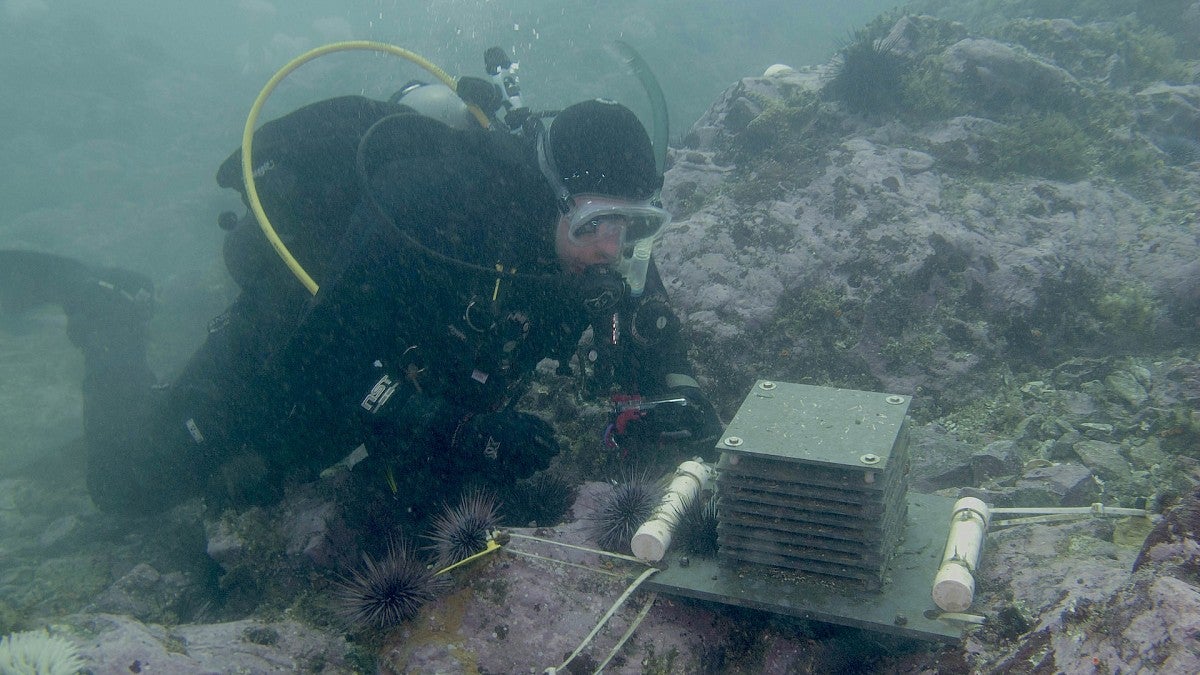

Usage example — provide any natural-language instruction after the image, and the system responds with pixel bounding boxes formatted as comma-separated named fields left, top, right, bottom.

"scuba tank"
left=388, top=79, right=478, bottom=130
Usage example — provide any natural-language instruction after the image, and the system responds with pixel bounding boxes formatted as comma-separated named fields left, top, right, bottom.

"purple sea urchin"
left=823, top=25, right=909, bottom=115
left=587, top=472, right=664, bottom=553
left=427, top=488, right=501, bottom=568
left=674, top=491, right=720, bottom=556
left=500, top=472, right=579, bottom=527
left=335, top=540, right=445, bottom=629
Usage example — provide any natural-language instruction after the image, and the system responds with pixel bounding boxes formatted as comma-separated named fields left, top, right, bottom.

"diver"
left=0, top=64, right=721, bottom=521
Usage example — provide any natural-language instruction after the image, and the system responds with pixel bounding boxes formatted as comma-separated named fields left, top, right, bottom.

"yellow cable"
left=241, top=41, right=490, bottom=295
left=492, top=264, right=505, bottom=301
left=384, top=464, right=400, bottom=496
left=434, top=537, right=502, bottom=575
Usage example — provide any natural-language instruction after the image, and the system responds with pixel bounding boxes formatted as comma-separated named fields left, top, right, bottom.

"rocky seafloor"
left=3, top=4, right=1200, bottom=674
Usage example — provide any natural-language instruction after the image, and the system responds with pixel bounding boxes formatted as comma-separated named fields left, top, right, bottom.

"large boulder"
left=972, top=487, right=1200, bottom=673
left=941, top=37, right=1081, bottom=109
left=60, top=613, right=352, bottom=674
left=658, top=55, right=1200, bottom=416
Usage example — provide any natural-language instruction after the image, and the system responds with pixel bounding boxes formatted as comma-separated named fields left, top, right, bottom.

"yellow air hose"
left=240, top=41, right=490, bottom=295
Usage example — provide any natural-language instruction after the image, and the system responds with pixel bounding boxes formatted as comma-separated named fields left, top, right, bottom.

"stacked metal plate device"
left=646, top=379, right=961, bottom=642
left=715, top=380, right=911, bottom=589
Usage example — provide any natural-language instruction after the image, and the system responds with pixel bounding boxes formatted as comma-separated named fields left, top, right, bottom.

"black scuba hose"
left=354, top=113, right=560, bottom=283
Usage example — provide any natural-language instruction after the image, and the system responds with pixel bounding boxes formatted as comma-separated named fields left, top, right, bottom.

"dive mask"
left=565, top=194, right=671, bottom=246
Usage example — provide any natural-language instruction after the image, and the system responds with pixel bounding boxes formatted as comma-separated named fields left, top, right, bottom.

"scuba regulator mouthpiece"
left=576, top=265, right=628, bottom=317
left=484, top=47, right=529, bottom=129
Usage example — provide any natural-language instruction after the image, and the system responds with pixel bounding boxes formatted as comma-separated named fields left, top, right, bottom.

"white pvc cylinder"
left=932, top=497, right=991, bottom=613
left=631, top=460, right=714, bottom=562
left=926, top=494, right=993, bottom=610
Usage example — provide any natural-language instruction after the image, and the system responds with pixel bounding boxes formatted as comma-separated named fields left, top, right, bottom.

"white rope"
left=990, top=503, right=1148, bottom=517
left=504, top=546, right=627, bottom=578
left=508, top=531, right=645, bottom=564
left=593, top=592, right=658, bottom=674
left=496, top=532, right=663, bottom=673
left=990, top=513, right=1096, bottom=529
left=987, top=503, right=1153, bottom=530
left=544, top=567, right=659, bottom=674
left=935, top=611, right=987, bottom=625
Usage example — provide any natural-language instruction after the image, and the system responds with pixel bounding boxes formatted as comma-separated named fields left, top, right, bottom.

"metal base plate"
left=645, top=492, right=964, bottom=644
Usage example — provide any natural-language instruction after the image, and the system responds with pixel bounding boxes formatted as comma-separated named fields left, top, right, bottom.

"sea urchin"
left=335, top=540, right=445, bottom=629
left=674, top=491, right=720, bottom=556
left=588, top=472, right=665, bottom=553
left=823, top=25, right=909, bottom=115
left=500, top=472, right=579, bottom=527
left=426, top=488, right=501, bottom=568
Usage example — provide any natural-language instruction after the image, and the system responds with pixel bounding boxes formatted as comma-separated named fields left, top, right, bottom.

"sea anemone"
left=674, top=491, right=720, bottom=557
left=500, top=472, right=579, bottom=527
left=587, top=471, right=665, bottom=553
left=823, top=26, right=910, bottom=116
left=335, top=540, right=445, bottom=629
left=0, top=629, right=86, bottom=675
left=426, top=489, right=501, bottom=568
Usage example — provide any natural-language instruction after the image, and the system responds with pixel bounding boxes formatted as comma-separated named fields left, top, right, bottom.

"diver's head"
left=540, top=99, right=661, bottom=201
left=538, top=99, right=669, bottom=275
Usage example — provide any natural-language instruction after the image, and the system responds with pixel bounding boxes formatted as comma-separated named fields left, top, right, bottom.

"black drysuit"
left=84, top=96, right=695, bottom=515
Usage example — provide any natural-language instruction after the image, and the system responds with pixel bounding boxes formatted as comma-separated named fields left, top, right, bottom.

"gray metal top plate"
left=718, top=381, right=912, bottom=470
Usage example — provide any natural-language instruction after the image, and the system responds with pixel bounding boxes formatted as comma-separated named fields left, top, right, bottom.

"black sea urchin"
left=674, top=491, right=720, bottom=557
left=427, top=489, right=501, bottom=568
left=587, top=472, right=664, bottom=553
left=335, top=540, right=444, bottom=629
left=500, top=472, right=579, bottom=527
left=823, top=26, right=909, bottom=115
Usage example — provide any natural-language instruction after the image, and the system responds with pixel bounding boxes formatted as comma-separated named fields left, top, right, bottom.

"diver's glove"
left=608, top=386, right=723, bottom=448
left=450, top=410, right=559, bottom=480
